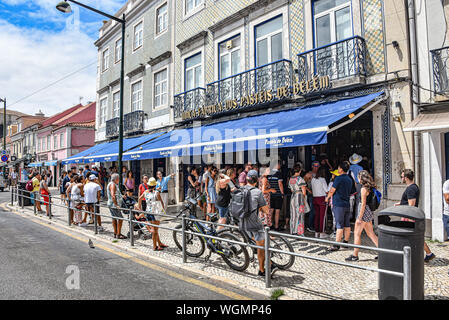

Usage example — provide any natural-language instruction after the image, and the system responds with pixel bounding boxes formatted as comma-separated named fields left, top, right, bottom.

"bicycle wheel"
left=217, top=232, right=249, bottom=272
left=173, top=224, right=205, bottom=258
left=270, top=236, right=295, bottom=270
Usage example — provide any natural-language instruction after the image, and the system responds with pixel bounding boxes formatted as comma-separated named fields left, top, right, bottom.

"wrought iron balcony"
left=206, top=59, right=294, bottom=106
left=106, top=117, right=119, bottom=138
left=173, top=87, right=206, bottom=120
left=297, top=36, right=367, bottom=83
left=124, top=110, right=145, bottom=135
left=431, top=46, right=449, bottom=95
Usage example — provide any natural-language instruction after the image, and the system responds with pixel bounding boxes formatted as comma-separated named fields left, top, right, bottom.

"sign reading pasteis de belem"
left=181, top=75, right=330, bottom=120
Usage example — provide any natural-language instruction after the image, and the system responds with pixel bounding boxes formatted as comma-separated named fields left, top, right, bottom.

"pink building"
left=36, top=102, right=96, bottom=184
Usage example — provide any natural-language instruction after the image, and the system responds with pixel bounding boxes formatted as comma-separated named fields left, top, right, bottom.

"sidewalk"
left=7, top=191, right=449, bottom=300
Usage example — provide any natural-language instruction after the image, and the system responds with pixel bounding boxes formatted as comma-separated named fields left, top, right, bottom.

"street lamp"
left=56, top=0, right=126, bottom=190
left=0, top=98, right=6, bottom=176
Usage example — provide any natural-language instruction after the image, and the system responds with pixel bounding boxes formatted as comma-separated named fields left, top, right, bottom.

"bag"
left=229, top=186, right=255, bottom=220
left=25, top=180, right=33, bottom=192
left=367, top=187, right=382, bottom=211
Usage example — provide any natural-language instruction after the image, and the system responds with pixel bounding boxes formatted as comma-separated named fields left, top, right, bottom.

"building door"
left=313, top=0, right=353, bottom=79
left=445, top=132, right=449, bottom=180
left=219, top=36, right=241, bottom=102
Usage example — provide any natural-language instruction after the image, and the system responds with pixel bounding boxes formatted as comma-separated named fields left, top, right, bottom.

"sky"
left=0, top=0, right=127, bottom=117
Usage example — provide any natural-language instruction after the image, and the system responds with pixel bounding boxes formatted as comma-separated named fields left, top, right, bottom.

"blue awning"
left=62, top=143, right=110, bottom=165
left=123, top=92, right=384, bottom=161
left=44, top=160, right=58, bottom=166
left=84, top=132, right=163, bottom=163
left=28, top=162, right=43, bottom=167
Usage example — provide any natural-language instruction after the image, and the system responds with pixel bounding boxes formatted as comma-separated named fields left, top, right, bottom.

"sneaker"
left=270, top=264, right=279, bottom=277
left=424, top=253, right=436, bottom=263
left=315, top=232, right=320, bottom=238
left=329, top=232, right=336, bottom=239
left=320, top=233, right=329, bottom=239
left=258, top=270, right=265, bottom=277
left=306, top=227, right=315, bottom=233
left=97, top=226, right=104, bottom=232
left=79, top=222, right=89, bottom=227
left=327, top=245, right=340, bottom=252
left=345, top=255, right=359, bottom=262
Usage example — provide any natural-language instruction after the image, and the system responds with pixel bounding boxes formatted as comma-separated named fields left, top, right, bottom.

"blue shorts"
left=216, top=205, right=229, bottom=218
left=246, top=230, right=264, bottom=242
left=333, top=206, right=351, bottom=229
left=443, top=214, right=449, bottom=238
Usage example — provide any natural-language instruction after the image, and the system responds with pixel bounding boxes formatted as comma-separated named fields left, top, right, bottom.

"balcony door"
left=219, top=36, right=241, bottom=102
left=255, top=15, right=283, bottom=92
left=314, top=0, right=353, bottom=79
left=185, top=53, right=203, bottom=91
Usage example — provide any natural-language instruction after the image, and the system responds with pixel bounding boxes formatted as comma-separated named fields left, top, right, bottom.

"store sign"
left=181, top=75, right=331, bottom=121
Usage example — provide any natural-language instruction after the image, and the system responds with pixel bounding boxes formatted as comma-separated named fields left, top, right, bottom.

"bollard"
left=94, top=203, right=98, bottom=235
left=33, top=191, right=37, bottom=214
left=67, top=195, right=71, bottom=226
left=403, top=246, right=412, bottom=300
left=129, top=208, right=134, bottom=247
left=264, top=226, right=271, bottom=288
left=21, top=188, right=24, bottom=210
left=48, top=194, right=52, bottom=220
left=182, top=214, right=187, bottom=263
left=10, top=185, right=13, bottom=206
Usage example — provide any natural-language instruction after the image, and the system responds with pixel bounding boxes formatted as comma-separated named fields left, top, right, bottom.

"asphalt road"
left=0, top=190, right=261, bottom=300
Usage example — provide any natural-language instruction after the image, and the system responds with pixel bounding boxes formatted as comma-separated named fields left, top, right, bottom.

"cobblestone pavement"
left=8, top=191, right=449, bottom=300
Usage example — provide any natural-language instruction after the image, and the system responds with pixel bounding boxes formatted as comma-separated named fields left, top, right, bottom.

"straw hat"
left=349, top=153, right=362, bottom=165
left=148, top=177, right=157, bottom=186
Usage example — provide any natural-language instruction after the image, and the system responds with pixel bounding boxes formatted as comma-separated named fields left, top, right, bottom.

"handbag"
left=303, top=195, right=311, bottom=213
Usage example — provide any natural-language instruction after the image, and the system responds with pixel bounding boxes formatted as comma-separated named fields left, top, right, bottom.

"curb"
left=3, top=202, right=293, bottom=300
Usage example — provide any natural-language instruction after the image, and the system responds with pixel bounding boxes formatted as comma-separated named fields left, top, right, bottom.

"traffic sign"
left=1, top=150, right=6, bottom=155
left=1, top=155, right=8, bottom=162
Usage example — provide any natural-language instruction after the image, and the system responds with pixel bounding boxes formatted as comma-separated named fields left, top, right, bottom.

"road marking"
left=1, top=203, right=252, bottom=300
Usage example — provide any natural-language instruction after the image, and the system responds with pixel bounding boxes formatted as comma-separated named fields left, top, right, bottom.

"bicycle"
left=172, top=196, right=250, bottom=272
left=218, top=215, right=296, bottom=270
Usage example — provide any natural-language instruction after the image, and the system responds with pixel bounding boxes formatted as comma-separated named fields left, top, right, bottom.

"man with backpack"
left=231, top=170, right=278, bottom=278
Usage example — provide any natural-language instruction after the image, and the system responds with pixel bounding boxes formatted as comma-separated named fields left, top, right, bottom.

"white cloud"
left=0, top=19, right=98, bottom=116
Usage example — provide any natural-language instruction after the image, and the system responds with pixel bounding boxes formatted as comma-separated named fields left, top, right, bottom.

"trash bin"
left=18, top=182, right=31, bottom=207
left=377, top=206, right=425, bottom=300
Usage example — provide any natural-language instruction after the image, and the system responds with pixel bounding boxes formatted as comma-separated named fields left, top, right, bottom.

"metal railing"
left=297, top=36, right=367, bottom=82
left=124, top=110, right=145, bottom=135
left=173, top=87, right=206, bottom=120
left=106, top=117, right=120, bottom=138
left=431, top=46, right=449, bottom=95
left=11, top=186, right=412, bottom=299
left=206, top=59, right=294, bottom=106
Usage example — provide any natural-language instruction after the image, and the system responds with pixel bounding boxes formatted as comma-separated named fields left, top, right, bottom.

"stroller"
left=122, top=194, right=152, bottom=240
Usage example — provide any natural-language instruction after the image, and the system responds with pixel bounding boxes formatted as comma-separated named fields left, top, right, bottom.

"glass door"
left=314, top=0, right=352, bottom=79
left=219, top=36, right=241, bottom=102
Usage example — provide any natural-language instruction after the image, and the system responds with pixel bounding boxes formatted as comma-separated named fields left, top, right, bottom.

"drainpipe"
left=407, top=0, right=421, bottom=186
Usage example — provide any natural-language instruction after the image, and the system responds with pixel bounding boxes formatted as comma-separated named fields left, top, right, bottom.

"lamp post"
left=0, top=98, right=6, bottom=176
left=56, top=0, right=126, bottom=190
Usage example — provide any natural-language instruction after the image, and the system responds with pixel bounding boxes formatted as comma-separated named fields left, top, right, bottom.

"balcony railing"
left=173, top=87, right=206, bottom=119
left=297, top=36, right=367, bottom=83
left=124, top=110, right=145, bottom=135
left=431, top=46, right=449, bottom=95
left=206, top=59, right=293, bottom=106
left=106, top=117, right=119, bottom=138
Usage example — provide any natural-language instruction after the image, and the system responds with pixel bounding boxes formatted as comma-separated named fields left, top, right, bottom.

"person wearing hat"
left=138, top=177, right=168, bottom=251
left=107, top=173, right=127, bottom=239
left=349, top=153, right=364, bottom=221
left=84, top=174, right=102, bottom=229
left=240, top=170, right=278, bottom=278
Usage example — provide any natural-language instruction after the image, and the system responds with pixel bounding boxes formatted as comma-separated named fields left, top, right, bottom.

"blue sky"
left=0, top=0, right=127, bottom=116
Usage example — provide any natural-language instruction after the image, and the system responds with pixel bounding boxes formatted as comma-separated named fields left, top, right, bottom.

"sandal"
left=153, top=246, right=164, bottom=251
left=117, top=234, right=127, bottom=239
left=159, top=244, right=168, bottom=248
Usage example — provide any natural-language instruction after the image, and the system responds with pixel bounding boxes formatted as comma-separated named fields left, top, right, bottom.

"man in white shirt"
left=84, top=174, right=103, bottom=230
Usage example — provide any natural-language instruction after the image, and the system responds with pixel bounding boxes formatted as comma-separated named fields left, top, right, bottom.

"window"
left=99, top=97, right=107, bottom=125
left=102, top=48, right=109, bottom=72
left=37, top=138, right=41, bottom=152
left=219, top=36, right=241, bottom=79
left=156, top=3, right=168, bottom=35
left=185, top=0, right=204, bottom=15
left=133, top=21, right=143, bottom=50
left=131, top=80, right=143, bottom=111
left=42, top=138, right=46, bottom=152
left=113, top=91, right=120, bottom=118
left=60, top=133, right=65, bottom=148
left=314, top=0, right=352, bottom=47
left=154, top=69, right=168, bottom=108
left=54, top=135, right=58, bottom=150
left=115, top=38, right=122, bottom=63
left=185, top=53, right=202, bottom=90
left=255, top=16, right=283, bottom=67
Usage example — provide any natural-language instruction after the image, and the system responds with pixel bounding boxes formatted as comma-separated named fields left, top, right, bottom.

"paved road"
left=0, top=190, right=261, bottom=300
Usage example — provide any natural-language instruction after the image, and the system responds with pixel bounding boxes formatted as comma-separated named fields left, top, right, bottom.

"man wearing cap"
left=241, top=170, right=278, bottom=278
left=84, top=174, right=103, bottom=230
